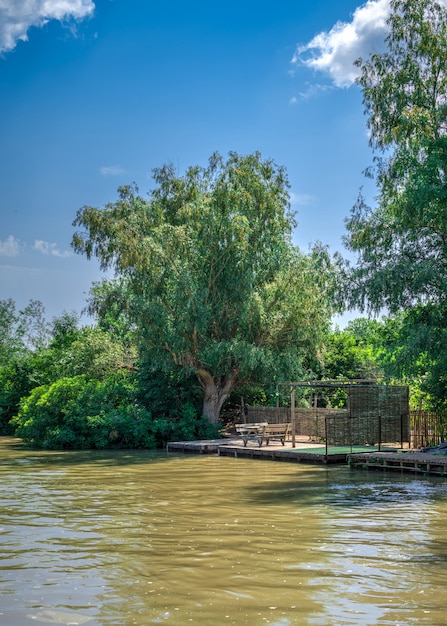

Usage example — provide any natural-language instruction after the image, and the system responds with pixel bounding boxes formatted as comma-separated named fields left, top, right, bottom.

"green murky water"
left=1, top=436, right=447, bottom=625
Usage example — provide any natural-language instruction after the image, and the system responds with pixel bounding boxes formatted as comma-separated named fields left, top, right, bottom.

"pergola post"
left=291, top=386, right=296, bottom=448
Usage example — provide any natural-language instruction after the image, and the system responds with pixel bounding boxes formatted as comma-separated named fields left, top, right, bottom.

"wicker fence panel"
left=379, top=386, right=410, bottom=443
left=325, top=416, right=353, bottom=447
left=347, top=385, right=409, bottom=445
left=244, top=406, right=290, bottom=424
left=295, top=408, right=347, bottom=441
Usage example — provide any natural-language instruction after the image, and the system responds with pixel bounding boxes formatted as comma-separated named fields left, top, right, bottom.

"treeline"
left=0, top=300, right=217, bottom=447
left=0, top=297, right=437, bottom=449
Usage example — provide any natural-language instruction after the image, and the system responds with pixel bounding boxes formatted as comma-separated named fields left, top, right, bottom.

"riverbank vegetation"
left=0, top=296, right=434, bottom=449
left=3, top=0, right=447, bottom=448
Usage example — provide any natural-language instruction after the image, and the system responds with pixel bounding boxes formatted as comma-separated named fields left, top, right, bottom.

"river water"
left=1, top=437, right=447, bottom=625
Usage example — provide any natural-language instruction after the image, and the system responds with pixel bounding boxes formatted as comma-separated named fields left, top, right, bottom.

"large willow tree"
left=344, top=0, right=447, bottom=404
left=73, top=152, right=336, bottom=423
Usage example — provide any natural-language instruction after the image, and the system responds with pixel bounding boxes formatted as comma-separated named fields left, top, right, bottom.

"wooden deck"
left=348, top=450, right=447, bottom=476
left=167, top=437, right=447, bottom=475
left=167, top=438, right=388, bottom=465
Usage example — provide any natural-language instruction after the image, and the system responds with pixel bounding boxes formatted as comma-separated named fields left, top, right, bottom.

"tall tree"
left=0, top=299, right=50, bottom=364
left=73, top=152, right=337, bottom=423
left=346, top=0, right=447, bottom=313
left=344, top=0, right=447, bottom=404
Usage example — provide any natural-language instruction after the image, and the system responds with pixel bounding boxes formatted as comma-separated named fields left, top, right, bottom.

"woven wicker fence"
left=244, top=384, right=410, bottom=447
left=243, top=406, right=290, bottom=424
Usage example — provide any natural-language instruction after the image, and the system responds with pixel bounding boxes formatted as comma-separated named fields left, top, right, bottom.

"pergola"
left=248, top=380, right=410, bottom=450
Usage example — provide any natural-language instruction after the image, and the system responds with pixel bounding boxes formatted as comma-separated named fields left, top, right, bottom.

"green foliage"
left=49, top=311, right=80, bottom=351
left=218, top=384, right=269, bottom=425
left=230, top=384, right=269, bottom=407
left=0, top=299, right=53, bottom=432
left=86, top=279, right=138, bottom=344
left=323, top=319, right=383, bottom=381
left=73, top=152, right=339, bottom=423
left=346, top=0, right=447, bottom=313
left=11, top=366, right=220, bottom=449
left=150, top=405, right=220, bottom=447
left=12, top=372, right=155, bottom=449
left=136, top=366, right=202, bottom=418
left=54, top=326, right=137, bottom=379
left=0, top=302, right=138, bottom=435
left=0, top=299, right=21, bottom=365
left=371, top=307, right=447, bottom=410
left=0, top=298, right=50, bottom=365
left=344, top=0, right=447, bottom=406
left=0, top=357, right=46, bottom=434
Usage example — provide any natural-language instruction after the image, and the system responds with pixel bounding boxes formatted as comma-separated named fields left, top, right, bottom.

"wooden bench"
left=235, top=423, right=290, bottom=447
left=260, top=423, right=290, bottom=447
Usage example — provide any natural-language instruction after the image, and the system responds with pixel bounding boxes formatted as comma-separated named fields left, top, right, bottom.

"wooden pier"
left=167, top=438, right=383, bottom=465
left=348, top=450, right=447, bottom=476
left=167, top=438, right=447, bottom=476
left=217, top=443, right=347, bottom=464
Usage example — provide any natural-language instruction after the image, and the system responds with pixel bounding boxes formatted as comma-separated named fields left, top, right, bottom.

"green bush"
left=150, top=402, right=220, bottom=447
left=12, top=371, right=219, bottom=449
left=12, top=372, right=155, bottom=449
left=136, top=366, right=203, bottom=420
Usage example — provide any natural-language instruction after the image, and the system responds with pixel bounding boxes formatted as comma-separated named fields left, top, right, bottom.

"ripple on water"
left=26, top=609, right=93, bottom=624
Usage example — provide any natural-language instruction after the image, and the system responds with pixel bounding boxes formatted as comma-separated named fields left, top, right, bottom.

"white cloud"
left=297, top=83, right=333, bottom=101
left=100, top=164, right=126, bottom=176
left=292, top=0, right=390, bottom=88
left=0, top=0, right=95, bottom=53
left=290, top=192, right=317, bottom=207
left=34, top=240, right=71, bottom=258
left=0, top=234, right=21, bottom=256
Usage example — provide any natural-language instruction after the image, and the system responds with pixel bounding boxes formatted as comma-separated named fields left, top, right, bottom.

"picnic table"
left=235, top=422, right=290, bottom=447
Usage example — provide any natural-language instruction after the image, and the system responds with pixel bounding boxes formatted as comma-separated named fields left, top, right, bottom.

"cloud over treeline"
left=292, top=0, right=447, bottom=89
left=292, top=0, right=390, bottom=87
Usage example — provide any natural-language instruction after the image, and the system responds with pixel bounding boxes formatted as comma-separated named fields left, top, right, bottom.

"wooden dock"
left=348, top=450, right=447, bottom=476
left=168, top=439, right=372, bottom=465
left=217, top=443, right=347, bottom=464
left=167, top=438, right=447, bottom=475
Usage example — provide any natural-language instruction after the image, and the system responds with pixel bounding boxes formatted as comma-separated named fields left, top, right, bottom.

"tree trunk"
left=197, top=368, right=237, bottom=425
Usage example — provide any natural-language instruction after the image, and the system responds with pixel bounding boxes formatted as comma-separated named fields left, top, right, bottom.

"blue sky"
left=1, top=0, right=395, bottom=325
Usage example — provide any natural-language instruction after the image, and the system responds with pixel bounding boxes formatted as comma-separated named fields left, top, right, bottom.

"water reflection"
left=1, top=437, right=447, bottom=625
